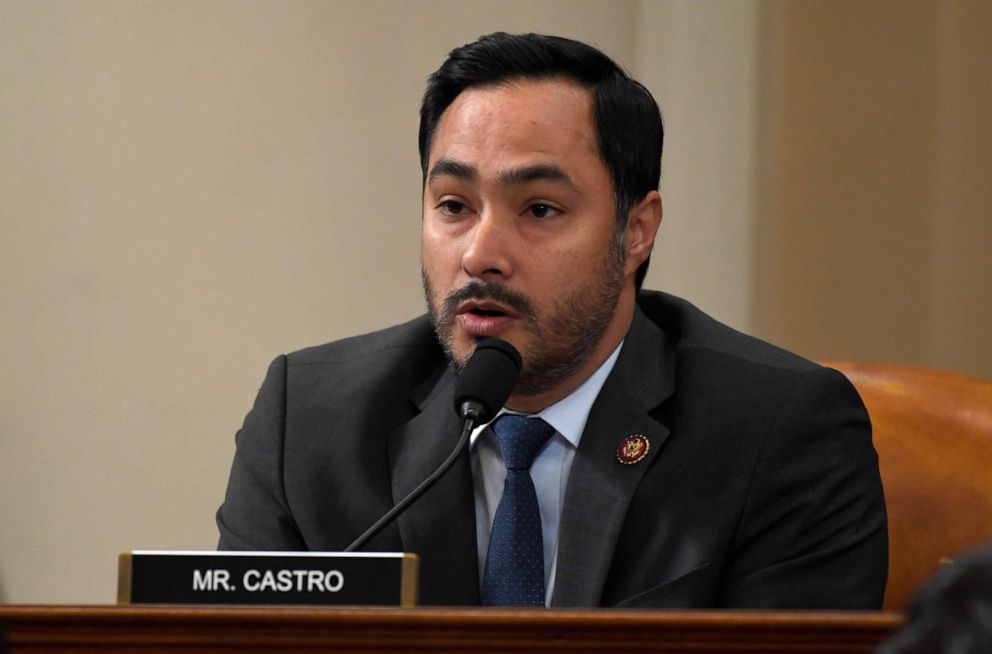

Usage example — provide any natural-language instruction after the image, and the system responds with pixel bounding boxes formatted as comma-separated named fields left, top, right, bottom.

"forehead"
left=427, top=79, right=601, bottom=173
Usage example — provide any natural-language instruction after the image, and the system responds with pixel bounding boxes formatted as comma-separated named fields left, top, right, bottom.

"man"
left=217, top=33, right=887, bottom=609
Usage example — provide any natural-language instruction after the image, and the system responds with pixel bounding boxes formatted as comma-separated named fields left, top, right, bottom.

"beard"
left=423, top=229, right=626, bottom=397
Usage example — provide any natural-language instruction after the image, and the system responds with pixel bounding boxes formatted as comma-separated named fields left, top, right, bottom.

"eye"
left=525, top=203, right=561, bottom=219
left=438, top=200, right=468, bottom=216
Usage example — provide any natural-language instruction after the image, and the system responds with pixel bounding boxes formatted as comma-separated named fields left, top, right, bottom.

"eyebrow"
left=427, top=158, right=577, bottom=191
left=427, top=159, right=477, bottom=184
left=498, top=164, right=576, bottom=190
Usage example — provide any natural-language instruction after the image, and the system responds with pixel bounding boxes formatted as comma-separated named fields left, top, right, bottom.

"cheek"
left=535, top=234, right=603, bottom=286
left=422, top=227, right=463, bottom=284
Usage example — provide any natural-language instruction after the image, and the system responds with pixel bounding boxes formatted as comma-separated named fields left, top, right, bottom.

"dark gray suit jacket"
left=217, top=290, right=887, bottom=608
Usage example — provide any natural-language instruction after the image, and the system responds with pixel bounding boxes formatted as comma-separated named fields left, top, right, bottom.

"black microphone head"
left=453, top=338, right=522, bottom=423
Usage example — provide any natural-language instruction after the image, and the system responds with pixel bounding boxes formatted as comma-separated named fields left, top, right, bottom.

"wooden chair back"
left=827, top=362, right=992, bottom=610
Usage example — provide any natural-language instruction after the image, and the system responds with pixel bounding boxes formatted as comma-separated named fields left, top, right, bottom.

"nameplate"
left=118, top=551, right=418, bottom=606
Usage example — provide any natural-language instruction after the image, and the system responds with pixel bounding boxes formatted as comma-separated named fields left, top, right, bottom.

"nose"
left=461, top=213, right=515, bottom=282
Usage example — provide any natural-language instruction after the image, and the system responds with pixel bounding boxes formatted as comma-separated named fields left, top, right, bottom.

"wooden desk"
left=0, top=605, right=902, bottom=653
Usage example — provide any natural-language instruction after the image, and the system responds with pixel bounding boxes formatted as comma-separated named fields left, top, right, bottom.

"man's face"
left=421, top=79, right=629, bottom=399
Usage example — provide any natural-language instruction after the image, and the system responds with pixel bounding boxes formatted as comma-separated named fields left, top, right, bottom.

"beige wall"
left=1, top=0, right=988, bottom=604
left=637, top=0, right=760, bottom=332
left=754, top=0, right=992, bottom=377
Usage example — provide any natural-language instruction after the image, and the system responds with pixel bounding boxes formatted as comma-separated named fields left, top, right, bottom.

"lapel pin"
left=617, top=434, right=650, bottom=465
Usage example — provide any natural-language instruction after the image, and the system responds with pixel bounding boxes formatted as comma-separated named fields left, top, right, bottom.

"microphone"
left=344, top=338, right=521, bottom=552
left=454, top=338, right=523, bottom=422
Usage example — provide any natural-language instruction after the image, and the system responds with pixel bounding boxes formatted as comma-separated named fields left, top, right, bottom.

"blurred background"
left=1, top=0, right=989, bottom=603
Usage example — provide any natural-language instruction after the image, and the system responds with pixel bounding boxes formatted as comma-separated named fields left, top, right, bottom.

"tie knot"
left=491, top=415, right=554, bottom=470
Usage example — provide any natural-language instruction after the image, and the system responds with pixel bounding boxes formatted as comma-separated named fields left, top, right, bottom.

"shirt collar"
left=469, top=341, right=623, bottom=448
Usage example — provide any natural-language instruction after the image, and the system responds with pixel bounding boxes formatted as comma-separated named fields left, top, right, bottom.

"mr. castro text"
left=192, top=568, right=344, bottom=593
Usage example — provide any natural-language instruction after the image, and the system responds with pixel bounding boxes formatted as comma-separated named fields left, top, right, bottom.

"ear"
left=623, top=190, right=662, bottom=277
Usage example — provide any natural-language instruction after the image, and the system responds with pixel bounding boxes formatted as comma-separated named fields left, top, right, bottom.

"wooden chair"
left=826, top=362, right=992, bottom=611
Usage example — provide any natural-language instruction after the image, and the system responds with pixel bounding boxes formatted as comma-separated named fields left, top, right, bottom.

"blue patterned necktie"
left=481, top=414, right=555, bottom=606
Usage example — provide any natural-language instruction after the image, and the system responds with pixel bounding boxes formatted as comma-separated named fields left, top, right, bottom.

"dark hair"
left=877, top=545, right=992, bottom=654
left=419, top=32, right=663, bottom=289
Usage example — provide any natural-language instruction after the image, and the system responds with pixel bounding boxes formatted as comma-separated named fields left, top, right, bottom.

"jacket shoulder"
left=281, top=314, right=447, bottom=406
left=636, top=290, right=820, bottom=373
left=285, top=314, right=442, bottom=367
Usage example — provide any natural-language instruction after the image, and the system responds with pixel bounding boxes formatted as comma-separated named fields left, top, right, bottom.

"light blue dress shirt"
left=469, top=343, right=622, bottom=606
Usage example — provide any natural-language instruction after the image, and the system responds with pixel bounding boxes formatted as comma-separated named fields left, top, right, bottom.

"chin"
left=450, top=329, right=528, bottom=370
left=440, top=330, right=475, bottom=369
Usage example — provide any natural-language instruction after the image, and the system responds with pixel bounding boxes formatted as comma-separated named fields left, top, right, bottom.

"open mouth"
left=457, top=300, right=516, bottom=319
left=455, top=302, right=517, bottom=337
left=468, top=307, right=508, bottom=318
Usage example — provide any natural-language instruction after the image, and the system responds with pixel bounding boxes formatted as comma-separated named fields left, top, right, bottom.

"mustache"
left=441, top=281, right=538, bottom=323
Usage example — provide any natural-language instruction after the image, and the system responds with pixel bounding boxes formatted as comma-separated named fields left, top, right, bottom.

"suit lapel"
left=388, top=366, right=481, bottom=605
left=552, top=308, right=675, bottom=607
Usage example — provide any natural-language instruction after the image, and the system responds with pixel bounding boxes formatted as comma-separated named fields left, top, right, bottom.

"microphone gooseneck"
left=344, top=338, right=522, bottom=552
